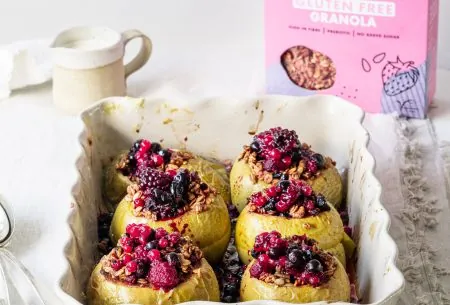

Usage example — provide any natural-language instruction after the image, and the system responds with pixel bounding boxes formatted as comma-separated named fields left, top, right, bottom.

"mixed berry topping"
left=249, top=231, right=336, bottom=287
left=101, top=224, right=203, bottom=291
left=126, top=168, right=215, bottom=220
left=116, top=139, right=193, bottom=178
left=97, top=212, right=114, bottom=255
left=248, top=178, right=330, bottom=218
left=214, top=204, right=245, bottom=303
left=239, top=127, right=334, bottom=181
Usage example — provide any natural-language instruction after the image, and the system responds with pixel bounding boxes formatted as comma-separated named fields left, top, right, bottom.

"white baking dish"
left=55, top=95, right=405, bottom=305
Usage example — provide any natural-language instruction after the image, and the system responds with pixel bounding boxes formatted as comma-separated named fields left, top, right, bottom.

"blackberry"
left=263, top=198, right=276, bottom=211
left=278, top=179, right=290, bottom=190
left=135, top=259, right=149, bottom=278
left=138, top=168, right=172, bottom=191
left=166, top=252, right=180, bottom=267
left=171, top=170, right=189, bottom=200
left=268, top=247, right=284, bottom=259
left=291, top=150, right=301, bottom=163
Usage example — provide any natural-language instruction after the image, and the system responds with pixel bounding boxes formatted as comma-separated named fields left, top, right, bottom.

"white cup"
left=51, top=26, right=152, bottom=114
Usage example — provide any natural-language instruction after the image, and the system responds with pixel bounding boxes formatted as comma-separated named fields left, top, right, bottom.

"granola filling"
left=125, top=168, right=216, bottom=220
left=100, top=224, right=203, bottom=291
left=238, top=127, right=335, bottom=184
left=248, top=179, right=330, bottom=217
left=249, top=232, right=336, bottom=287
left=116, top=139, right=194, bottom=177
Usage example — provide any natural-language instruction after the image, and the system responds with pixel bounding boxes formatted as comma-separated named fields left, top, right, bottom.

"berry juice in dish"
left=265, top=0, right=439, bottom=118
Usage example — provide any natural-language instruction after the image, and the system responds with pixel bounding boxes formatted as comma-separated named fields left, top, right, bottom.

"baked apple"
left=110, top=168, right=231, bottom=265
left=235, top=179, right=353, bottom=266
left=240, top=232, right=350, bottom=303
left=103, top=139, right=230, bottom=207
left=230, top=127, right=343, bottom=211
left=87, top=224, right=220, bottom=305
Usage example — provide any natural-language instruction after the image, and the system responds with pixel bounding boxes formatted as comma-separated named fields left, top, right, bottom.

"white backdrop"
left=0, top=0, right=449, bottom=69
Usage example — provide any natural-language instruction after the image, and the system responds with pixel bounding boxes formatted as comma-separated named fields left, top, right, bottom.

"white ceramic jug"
left=51, top=26, right=152, bottom=114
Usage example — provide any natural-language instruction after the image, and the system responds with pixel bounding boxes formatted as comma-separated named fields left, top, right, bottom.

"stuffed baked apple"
left=87, top=224, right=220, bottom=305
left=230, top=127, right=343, bottom=211
left=235, top=179, right=353, bottom=266
left=240, top=232, right=350, bottom=303
left=104, top=139, right=230, bottom=207
left=110, top=167, right=231, bottom=264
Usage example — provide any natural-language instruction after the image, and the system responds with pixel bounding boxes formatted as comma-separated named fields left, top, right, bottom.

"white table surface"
left=0, top=1, right=449, bottom=303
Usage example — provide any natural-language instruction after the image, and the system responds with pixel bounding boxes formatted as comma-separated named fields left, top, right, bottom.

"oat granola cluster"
left=100, top=224, right=203, bottom=291
left=248, top=178, right=330, bottom=218
left=249, top=232, right=336, bottom=287
left=239, top=128, right=335, bottom=184
left=116, top=139, right=194, bottom=177
left=125, top=168, right=216, bottom=220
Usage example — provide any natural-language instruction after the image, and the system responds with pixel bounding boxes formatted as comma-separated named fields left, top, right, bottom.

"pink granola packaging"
left=265, top=0, right=439, bottom=118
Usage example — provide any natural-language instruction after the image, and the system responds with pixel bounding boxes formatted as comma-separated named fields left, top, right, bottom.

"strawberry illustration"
left=382, top=56, right=420, bottom=96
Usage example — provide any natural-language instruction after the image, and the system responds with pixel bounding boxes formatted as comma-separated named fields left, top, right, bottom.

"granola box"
left=265, top=0, right=439, bottom=118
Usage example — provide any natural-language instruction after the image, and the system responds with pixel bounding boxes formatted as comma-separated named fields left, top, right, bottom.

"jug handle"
left=122, top=30, right=153, bottom=78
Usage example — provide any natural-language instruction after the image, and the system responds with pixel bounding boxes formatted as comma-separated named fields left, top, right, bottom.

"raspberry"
left=125, top=260, right=138, bottom=274
left=249, top=262, right=264, bottom=278
left=110, top=259, right=123, bottom=271
left=122, top=254, right=133, bottom=264
left=126, top=224, right=141, bottom=238
left=155, top=228, right=168, bottom=239
left=306, top=160, right=318, bottom=174
left=138, top=168, right=172, bottom=191
left=168, top=232, right=181, bottom=245
left=151, top=154, right=165, bottom=167
left=147, top=249, right=162, bottom=261
left=148, top=262, right=179, bottom=290
left=275, top=200, right=291, bottom=212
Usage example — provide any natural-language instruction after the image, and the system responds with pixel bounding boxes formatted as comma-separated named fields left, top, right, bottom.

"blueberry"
left=287, top=249, right=305, bottom=267
left=312, top=153, right=326, bottom=169
left=132, top=140, right=143, bottom=150
left=301, top=250, right=313, bottom=261
left=316, top=195, right=330, bottom=211
left=158, top=149, right=172, bottom=162
left=272, top=172, right=282, bottom=179
left=306, top=259, right=323, bottom=273
left=278, top=180, right=290, bottom=190
left=150, top=142, right=162, bottom=153
left=281, top=173, right=289, bottom=181
left=145, top=241, right=158, bottom=250
left=250, top=141, right=261, bottom=152
left=251, top=249, right=259, bottom=258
